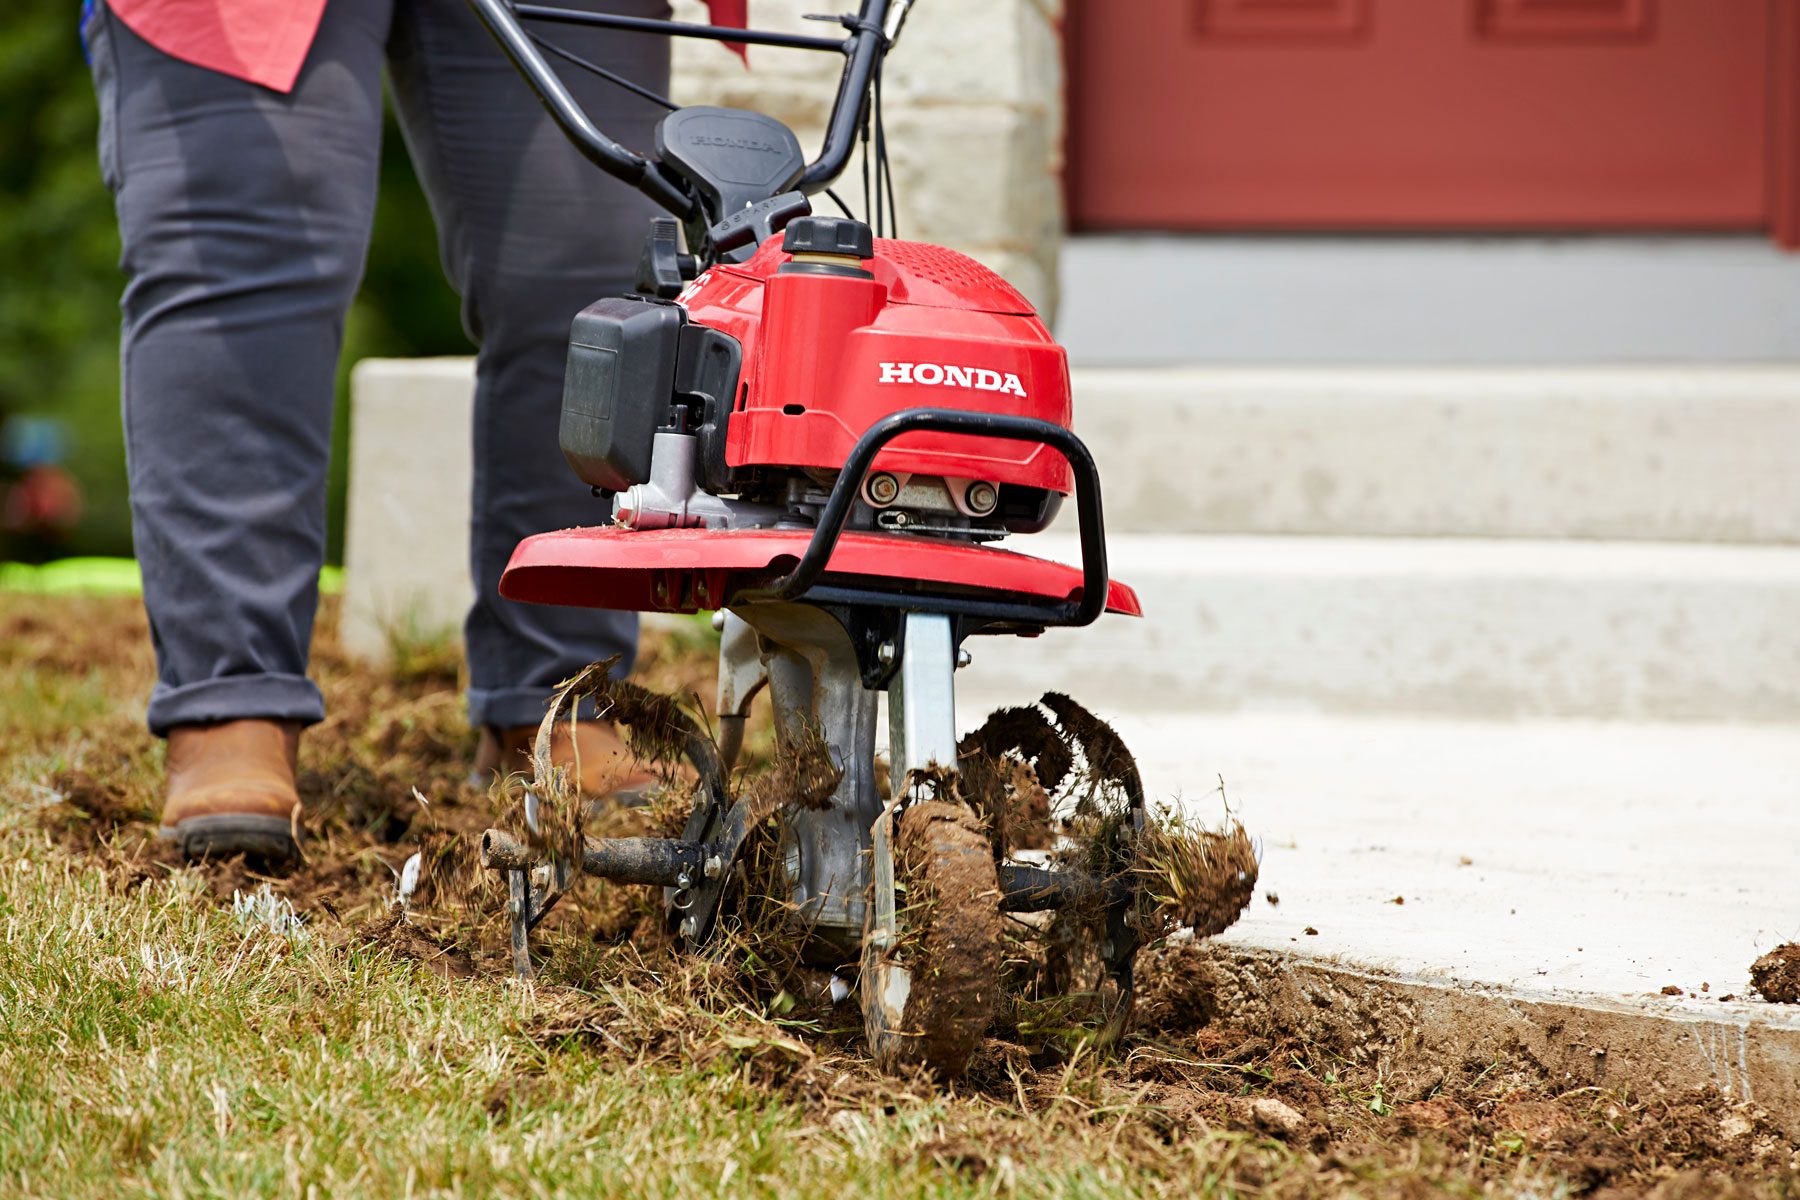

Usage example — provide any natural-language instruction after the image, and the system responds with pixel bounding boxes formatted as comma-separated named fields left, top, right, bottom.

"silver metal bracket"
left=868, top=611, right=960, bottom=952
left=886, top=611, right=959, bottom=801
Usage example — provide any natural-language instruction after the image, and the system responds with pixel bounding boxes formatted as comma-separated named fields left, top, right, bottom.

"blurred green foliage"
left=2, top=1, right=469, bottom=561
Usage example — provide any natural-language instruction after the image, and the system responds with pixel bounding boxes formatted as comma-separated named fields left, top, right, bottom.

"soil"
left=1750, top=944, right=1800, bottom=1005
left=12, top=593, right=1800, bottom=1197
left=957, top=703, right=1070, bottom=854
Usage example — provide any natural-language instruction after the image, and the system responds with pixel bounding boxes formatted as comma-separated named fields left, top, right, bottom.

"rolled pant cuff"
left=146, top=674, right=327, bottom=737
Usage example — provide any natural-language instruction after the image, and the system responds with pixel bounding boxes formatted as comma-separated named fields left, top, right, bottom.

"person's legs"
left=89, top=0, right=393, bottom=736
left=385, top=0, right=670, bottom=731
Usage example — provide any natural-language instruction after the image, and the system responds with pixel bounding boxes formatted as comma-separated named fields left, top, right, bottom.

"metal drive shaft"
left=479, top=829, right=705, bottom=888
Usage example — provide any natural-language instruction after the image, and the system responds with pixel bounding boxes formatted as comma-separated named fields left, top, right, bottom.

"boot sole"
left=159, top=814, right=299, bottom=864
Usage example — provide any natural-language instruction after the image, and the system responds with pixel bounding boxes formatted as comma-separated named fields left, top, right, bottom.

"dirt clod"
left=1750, top=943, right=1800, bottom=1004
left=1244, top=1096, right=1307, bottom=1140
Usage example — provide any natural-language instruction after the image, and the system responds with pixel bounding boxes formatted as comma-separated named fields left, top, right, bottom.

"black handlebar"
left=466, top=0, right=695, bottom=216
left=466, top=0, right=895, bottom=218
left=799, top=6, right=892, bottom=194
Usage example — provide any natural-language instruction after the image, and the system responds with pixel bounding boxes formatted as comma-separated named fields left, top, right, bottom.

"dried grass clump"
left=737, top=715, right=841, bottom=820
left=1134, top=816, right=1259, bottom=939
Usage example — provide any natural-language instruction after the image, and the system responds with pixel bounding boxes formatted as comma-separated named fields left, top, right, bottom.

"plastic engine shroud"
left=680, top=237, right=1077, bottom=494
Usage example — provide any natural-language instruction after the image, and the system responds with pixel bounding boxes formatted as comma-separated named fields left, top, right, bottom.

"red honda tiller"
left=468, top=0, right=1152, bottom=1077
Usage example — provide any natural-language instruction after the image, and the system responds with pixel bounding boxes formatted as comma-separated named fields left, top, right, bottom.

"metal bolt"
left=865, top=471, right=901, bottom=506
left=956, top=647, right=972, bottom=669
left=965, top=480, right=999, bottom=515
left=615, top=487, right=641, bottom=529
left=703, top=854, right=723, bottom=880
left=675, top=869, right=693, bottom=890
left=679, top=915, right=697, bottom=939
left=710, top=610, right=727, bottom=631
left=877, top=640, right=896, bottom=666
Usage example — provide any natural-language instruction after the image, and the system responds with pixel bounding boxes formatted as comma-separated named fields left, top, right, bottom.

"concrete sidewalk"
left=1002, top=705, right=1800, bottom=1121
left=1102, top=711, right=1800, bottom=1001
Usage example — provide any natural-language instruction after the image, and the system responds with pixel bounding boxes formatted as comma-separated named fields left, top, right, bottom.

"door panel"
left=1070, top=0, right=1772, bottom=231
left=1476, top=0, right=1650, bottom=41
left=1195, top=0, right=1368, bottom=39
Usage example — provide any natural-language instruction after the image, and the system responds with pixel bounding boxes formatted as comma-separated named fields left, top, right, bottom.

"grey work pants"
left=84, top=0, right=668, bottom=734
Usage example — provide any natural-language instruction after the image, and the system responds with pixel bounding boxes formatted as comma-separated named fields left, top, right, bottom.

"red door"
left=1069, top=0, right=1800, bottom=239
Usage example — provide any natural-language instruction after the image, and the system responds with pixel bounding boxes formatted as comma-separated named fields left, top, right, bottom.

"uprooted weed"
left=5, top=593, right=1799, bottom=1197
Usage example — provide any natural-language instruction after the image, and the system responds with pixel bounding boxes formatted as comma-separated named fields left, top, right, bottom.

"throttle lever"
left=636, top=217, right=697, bottom=299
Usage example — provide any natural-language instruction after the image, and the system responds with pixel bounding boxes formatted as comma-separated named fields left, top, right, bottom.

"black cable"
left=859, top=96, right=874, bottom=233
left=881, top=141, right=898, bottom=240
left=875, top=62, right=897, bottom=240
left=872, top=122, right=884, bottom=238
left=871, top=67, right=885, bottom=237
left=824, top=187, right=855, bottom=219
left=527, top=31, right=679, bottom=112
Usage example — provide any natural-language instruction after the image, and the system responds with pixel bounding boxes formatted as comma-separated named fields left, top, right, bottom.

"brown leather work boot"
left=159, top=719, right=303, bottom=862
left=472, top=720, right=658, bottom=802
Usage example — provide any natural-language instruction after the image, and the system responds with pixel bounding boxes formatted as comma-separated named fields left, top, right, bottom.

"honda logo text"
left=878, top=361, right=1027, bottom=398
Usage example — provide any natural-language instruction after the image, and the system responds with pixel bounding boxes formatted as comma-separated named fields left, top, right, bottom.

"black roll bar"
left=466, top=0, right=895, bottom=216
left=742, top=408, right=1113, bottom=630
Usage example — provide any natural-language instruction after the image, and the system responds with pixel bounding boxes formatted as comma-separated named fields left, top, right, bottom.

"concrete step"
left=1056, top=234, right=1800, bottom=366
left=1065, top=366, right=1800, bottom=543
left=341, top=358, right=476, bottom=661
left=992, top=708, right=1800, bottom=1129
left=959, top=533, right=1800, bottom=721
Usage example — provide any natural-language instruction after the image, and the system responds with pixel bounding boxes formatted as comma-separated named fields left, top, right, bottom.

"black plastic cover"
left=655, top=106, right=806, bottom=223
left=560, top=297, right=683, bottom=492
left=673, top=323, right=743, bottom=495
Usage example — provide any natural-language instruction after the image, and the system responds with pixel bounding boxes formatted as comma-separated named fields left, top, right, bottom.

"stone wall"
left=669, top=0, right=1066, bottom=319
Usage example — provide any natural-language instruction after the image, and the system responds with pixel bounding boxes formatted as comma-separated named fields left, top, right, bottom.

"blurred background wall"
left=10, top=0, right=1800, bottom=576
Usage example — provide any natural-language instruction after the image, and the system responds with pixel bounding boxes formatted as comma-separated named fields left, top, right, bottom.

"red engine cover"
left=678, top=238, right=1075, bottom=494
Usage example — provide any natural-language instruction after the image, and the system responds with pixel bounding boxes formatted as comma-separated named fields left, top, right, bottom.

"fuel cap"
left=781, top=216, right=875, bottom=260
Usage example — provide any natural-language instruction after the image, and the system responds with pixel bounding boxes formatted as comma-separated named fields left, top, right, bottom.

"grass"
left=0, top=557, right=344, bottom=597
left=0, top=840, right=1248, bottom=1199
left=1, top=592, right=1795, bottom=1199
left=0, top=860, right=1031, bottom=1196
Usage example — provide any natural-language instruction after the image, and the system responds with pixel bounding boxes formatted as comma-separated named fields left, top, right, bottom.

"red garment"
left=106, top=0, right=747, bottom=94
